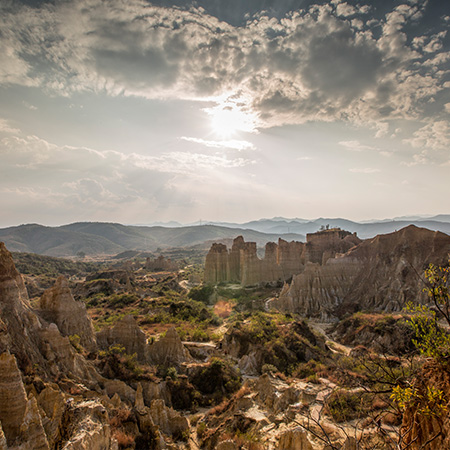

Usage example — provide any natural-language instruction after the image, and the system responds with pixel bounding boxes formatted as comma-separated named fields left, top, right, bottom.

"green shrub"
left=325, top=390, right=370, bottom=423
left=188, top=284, right=214, bottom=304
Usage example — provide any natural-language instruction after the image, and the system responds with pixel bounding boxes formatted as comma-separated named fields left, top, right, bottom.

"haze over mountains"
left=1, top=215, right=450, bottom=258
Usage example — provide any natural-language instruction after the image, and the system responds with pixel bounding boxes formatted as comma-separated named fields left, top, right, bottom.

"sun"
left=211, top=107, right=241, bottom=138
left=206, top=100, right=258, bottom=138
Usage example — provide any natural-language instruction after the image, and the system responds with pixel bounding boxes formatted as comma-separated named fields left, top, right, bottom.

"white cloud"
left=0, top=125, right=254, bottom=220
left=335, top=3, right=358, bottom=17
left=0, top=0, right=447, bottom=131
left=403, top=121, right=450, bottom=150
left=338, top=140, right=376, bottom=151
left=180, top=137, right=256, bottom=151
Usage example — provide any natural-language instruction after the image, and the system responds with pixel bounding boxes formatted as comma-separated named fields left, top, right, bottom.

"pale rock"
left=255, top=374, right=299, bottom=414
left=149, top=399, right=189, bottom=438
left=39, top=323, right=99, bottom=384
left=272, top=226, right=450, bottom=320
left=140, top=380, right=170, bottom=407
left=277, top=427, right=314, bottom=450
left=216, top=440, right=238, bottom=450
left=97, top=315, right=148, bottom=362
left=205, top=236, right=306, bottom=286
left=135, top=383, right=145, bottom=413
left=37, top=386, right=66, bottom=447
left=145, top=255, right=179, bottom=272
left=18, top=396, right=49, bottom=450
left=0, top=352, right=28, bottom=445
left=62, top=400, right=113, bottom=450
left=148, top=327, right=192, bottom=368
left=0, top=243, right=47, bottom=370
left=238, top=353, right=259, bottom=376
left=0, top=423, right=6, bottom=450
left=104, top=379, right=136, bottom=404
left=39, top=276, right=97, bottom=352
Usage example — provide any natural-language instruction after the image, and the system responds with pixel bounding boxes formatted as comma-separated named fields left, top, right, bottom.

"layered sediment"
left=272, top=225, right=450, bottom=320
left=205, top=228, right=359, bottom=286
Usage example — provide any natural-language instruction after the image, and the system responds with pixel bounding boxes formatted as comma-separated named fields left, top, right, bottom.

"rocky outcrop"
left=305, top=228, right=360, bottom=265
left=97, top=315, right=148, bottom=362
left=0, top=352, right=29, bottom=445
left=39, top=276, right=97, bottom=352
left=205, top=236, right=306, bottom=286
left=205, top=229, right=359, bottom=287
left=272, top=226, right=450, bottom=320
left=145, top=255, right=179, bottom=272
left=62, top=400, right=115, bottom=450
left=277, top=427, right=314, bottom=450
left=331, top=313, right=415, bottom=355
left=204, top=243, right=230, bottom=284
left=0, top=352, right=49, bottom=449
left=400, top=361, right=450, bottom=450
left=147, top=327, right=192, bottom=368
left=148, top=399, right=189, bottom=438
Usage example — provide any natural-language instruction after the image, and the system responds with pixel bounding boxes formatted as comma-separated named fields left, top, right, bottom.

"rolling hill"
left=0, top=223, right=305, bottom=257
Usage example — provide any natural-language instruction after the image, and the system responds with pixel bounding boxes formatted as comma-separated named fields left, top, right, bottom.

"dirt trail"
left=309, top=321, right=351, bottom=356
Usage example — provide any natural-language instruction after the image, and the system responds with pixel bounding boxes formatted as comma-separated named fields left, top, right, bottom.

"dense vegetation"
left=12, top=251, right=100, bottom=276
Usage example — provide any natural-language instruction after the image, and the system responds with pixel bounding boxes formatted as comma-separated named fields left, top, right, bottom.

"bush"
left=325, top=390, right=370, bottom=423
left=190, top=358, right=242, bottom=403
left=188, top=284, right=214, bottom=304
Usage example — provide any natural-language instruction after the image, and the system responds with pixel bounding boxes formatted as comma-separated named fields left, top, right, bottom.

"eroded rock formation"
left=97, top=315, right=148, bottom=362
left=204, top=228, right=360, bottom=286
left=205, top=237, right=306, bottom=285
left=39, top=276, right=97, bottom=352
left=272, top=226, right=450, bottom=320
left=147, top=326, right=193, bottom=368
left=145, top=255, right=179, bottom=272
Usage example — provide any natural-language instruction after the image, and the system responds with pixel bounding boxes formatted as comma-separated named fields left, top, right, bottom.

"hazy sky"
left=1, top=0, right=449, bottom=226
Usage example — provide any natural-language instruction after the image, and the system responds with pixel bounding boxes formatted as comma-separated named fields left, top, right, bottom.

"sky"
left=0, top=0, right=449, bottom=227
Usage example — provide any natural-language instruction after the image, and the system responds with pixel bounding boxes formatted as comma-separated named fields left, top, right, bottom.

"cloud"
left=180, top=137, right=256, bottom=151
left=349, top=168, right=380, bottom=173
left=338, top=140, right=376, bottom=152
left=403, top=121, right=450, bottom=150
left=0, top=0, right=448, bottom=133
left=0, top=124, right=254, bottom=220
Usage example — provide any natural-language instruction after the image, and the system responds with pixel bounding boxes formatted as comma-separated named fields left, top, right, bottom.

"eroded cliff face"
left=97, top=315, right=148, bottom=362
left=0, top=244, right=116, bottom=449
left=204, top=236, right=306, bottom=286
left=400, top=361, right=450, bottom=450
left=272, top=226, right=450, bottom=320
left=204, top=229, right=361, bottom=287
left=39, top=276, right=97, bottom=353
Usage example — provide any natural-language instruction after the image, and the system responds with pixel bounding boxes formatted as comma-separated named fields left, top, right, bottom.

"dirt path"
left=309, top=321, right=351, bottom=356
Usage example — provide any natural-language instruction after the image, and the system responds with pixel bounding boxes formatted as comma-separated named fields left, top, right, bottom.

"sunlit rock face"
left=204, top=229, right=360, bottom=287
left=204, top=236, right=307, bottom=286
left=204, top=243, right=230, bottom=284
left=39, top=275, right=97, bottom=352
left=273, top=226, right=450, bottom=321
left=305, top=228, right=361, bottom=265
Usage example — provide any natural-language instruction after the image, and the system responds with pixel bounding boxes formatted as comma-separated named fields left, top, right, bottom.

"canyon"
left=205, top=225, right=450, bottom=321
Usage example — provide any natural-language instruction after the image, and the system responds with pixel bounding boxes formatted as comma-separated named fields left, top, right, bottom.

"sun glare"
left=206, top=100, right=258, bottom=138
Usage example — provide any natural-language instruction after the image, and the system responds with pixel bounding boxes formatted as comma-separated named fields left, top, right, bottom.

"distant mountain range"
left=201, top=216, right=450, bottom=239
left=0, top=215, right=449, bottom=257
left=0, top=223, right=305, bottom=257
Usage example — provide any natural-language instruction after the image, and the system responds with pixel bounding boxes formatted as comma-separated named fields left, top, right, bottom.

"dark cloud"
left=0, top=0, right=448, bottom=132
